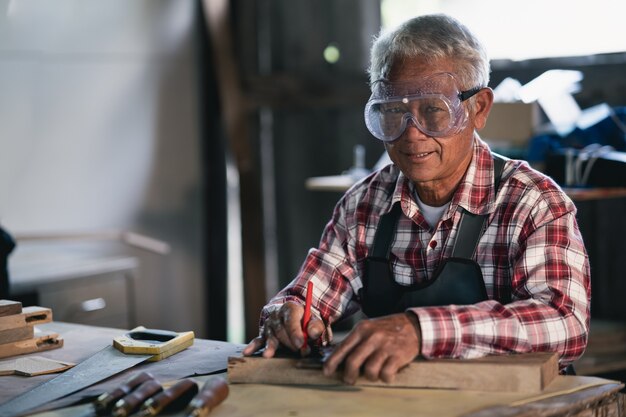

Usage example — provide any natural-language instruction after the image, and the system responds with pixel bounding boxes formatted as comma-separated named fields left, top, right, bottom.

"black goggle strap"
left=458, top=87, right=482, bottom=102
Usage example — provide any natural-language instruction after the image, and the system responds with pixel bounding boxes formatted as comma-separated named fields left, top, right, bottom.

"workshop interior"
left=1, top=0, right=626, bottom=415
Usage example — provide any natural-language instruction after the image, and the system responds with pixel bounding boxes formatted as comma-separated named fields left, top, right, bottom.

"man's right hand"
left=242, top=301, right=326, bottom=358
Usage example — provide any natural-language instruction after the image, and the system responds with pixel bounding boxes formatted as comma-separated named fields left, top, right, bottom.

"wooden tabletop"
left=0, top=322, right=624, bottom=417
left=214, top=380, right=625, bottom=417
left=562, top=187, right=626, bottom=201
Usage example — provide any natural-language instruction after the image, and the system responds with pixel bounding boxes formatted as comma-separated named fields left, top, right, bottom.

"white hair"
left=368, top=14, right=490, bottom=90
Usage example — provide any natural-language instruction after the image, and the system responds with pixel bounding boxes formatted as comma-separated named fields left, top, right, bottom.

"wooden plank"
left=0, top=307, right=53, bottom=330
left=0, top=332, right=63, bottom=359
left=228, top=352, right=559, bottom=393
left=0, top=326, right=34, bottom=344
left=0, top=300, right=22, bottom=317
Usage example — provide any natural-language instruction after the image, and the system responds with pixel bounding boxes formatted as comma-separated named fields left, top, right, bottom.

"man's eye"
left=424, top=105, right=445, bottom=114
left=383, top=106, right=404, bottom=114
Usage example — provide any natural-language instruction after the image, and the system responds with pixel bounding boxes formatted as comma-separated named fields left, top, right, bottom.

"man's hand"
left=242, top=301, right=326, bottom=358
left=323, top=312, right=421, bottom=384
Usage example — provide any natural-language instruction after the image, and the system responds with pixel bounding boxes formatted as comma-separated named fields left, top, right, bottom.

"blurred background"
left=0, top=0, right=625, bottom=363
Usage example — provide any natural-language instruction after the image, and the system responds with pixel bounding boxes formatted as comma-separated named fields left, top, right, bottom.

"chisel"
left=111, top=379, right=163, bottom=417
left=184, top=378, right=229, bottom=417
left=136, top=378, right=199, bottom=417
left=94, top=371, right=155, bottom=415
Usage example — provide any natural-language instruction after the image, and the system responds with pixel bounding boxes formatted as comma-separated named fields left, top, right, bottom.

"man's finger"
left=262, top=331, right=280, bottom=358
left=322, top=329, right=363, bottom=376
left=306, top=318, right=326, bottom=341
left=272, top=319, right=298, bottom=351
left=281, top=303, right=305, bottom=348
left=380, top=356, right=406, bottom=383
left=363, top=350, right=388, bottom=381
left=340, top=337, right=377, bottom=384
left=242, top=336, right=265, bottom=356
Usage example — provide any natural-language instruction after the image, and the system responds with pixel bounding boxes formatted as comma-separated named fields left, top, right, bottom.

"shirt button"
left=429, top=240, right=438, bottom=249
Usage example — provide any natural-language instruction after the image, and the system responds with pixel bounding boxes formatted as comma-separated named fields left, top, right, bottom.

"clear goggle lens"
left=364, top=73, right=479, bottom=142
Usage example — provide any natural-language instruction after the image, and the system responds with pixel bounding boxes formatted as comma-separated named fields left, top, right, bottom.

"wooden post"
left=202, top=0, right=267, bottom=341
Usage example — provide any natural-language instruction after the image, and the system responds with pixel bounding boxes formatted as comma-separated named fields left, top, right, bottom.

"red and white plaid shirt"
left=262, top=137, right=591, bottom=368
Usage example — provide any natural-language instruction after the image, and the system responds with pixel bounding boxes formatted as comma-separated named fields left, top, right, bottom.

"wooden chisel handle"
left=138, top=379, right=199, bottom=416
left=112, top=379, right=163, bottom=417
left=184, top=378, right=229, bottom=417
left=94, top=371, right=155, bottom=415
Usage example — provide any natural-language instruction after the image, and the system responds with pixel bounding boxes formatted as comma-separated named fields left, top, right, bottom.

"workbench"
left=0, top=322, right=624, bottom=417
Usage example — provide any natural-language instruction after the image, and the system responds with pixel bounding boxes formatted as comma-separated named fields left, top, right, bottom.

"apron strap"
left=451, top=154, right=506, bottom=259
left=369, top=203, right=402, bottom=259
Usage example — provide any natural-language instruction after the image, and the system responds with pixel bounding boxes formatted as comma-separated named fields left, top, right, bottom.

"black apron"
left=360, top=155, right=505, bottom=318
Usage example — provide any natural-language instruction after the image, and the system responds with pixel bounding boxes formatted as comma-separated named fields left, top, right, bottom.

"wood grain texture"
left=0, top=326, right=34, bottom=344
left=0, top=307, right=53, bottom=330
left=228, top=352, right=559, bottom=393
left=0, top=332, right=63, bottom=359
left=461, top=383, right=625, bottom=417
left=0, top=300, right=22, bottom=317
left=212, top=376, right=623, bottom=417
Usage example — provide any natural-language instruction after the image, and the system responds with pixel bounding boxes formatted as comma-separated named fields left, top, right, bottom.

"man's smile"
left=400, top=150, right=436, bottom=161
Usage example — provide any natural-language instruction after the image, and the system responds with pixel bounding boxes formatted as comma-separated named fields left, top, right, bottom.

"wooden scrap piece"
left=0, top=300, right=22, bottom=317
left=0, top=300, right=60, bottom=360
left=0, top=332, right=64, bottom=359
left=228, top=352, right=559, bottom=393
left=0, top=356, right=75, bottom=376
left=0, top=307, right=53, bottom=331
left=0, top=326, right=34, bottom=345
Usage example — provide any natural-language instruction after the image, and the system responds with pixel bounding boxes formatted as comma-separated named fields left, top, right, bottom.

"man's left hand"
left=323, top=312, right=421, bottom=384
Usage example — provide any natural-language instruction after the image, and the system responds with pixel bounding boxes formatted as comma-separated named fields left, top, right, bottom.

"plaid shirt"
left=262, top=137, right=591, bottom=368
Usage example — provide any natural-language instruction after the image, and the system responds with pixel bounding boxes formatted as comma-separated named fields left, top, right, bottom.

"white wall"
left=0, top=0, right=206, bottom=335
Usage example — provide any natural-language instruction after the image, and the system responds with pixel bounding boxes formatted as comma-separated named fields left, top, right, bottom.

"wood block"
left=0, top=326, right=34, bottom=344
left=0, top=356, right=75, bottom=376
left=228, top=352, right=559, bottom=393
left=0, top=300, right=22, bottom=317
left=0, top=332, right=63, bottom=359
left=0, top=307, right=53, bottom=331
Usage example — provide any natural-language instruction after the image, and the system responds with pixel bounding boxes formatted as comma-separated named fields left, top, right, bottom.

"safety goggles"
left=364, top=72, right=481, bottom=142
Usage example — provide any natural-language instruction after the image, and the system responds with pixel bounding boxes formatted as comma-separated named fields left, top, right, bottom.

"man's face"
left=382, top=58, right=486, bottom=195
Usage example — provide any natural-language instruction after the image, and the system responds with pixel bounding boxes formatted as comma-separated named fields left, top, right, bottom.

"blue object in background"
left=526, top=106, right=626, bottom=164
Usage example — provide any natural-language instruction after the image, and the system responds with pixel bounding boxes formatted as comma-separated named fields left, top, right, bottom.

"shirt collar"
left=451, top=137, right=497, bottom=216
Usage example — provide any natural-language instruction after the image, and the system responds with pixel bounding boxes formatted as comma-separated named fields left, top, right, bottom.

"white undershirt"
left=414, top=191, right=450, bottom=229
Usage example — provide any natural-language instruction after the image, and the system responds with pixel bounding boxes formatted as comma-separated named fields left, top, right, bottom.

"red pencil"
left=301, top=281, right=313, bottom=354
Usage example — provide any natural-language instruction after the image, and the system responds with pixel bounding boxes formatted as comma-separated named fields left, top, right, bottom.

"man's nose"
left=403, top=115, right=430, bottom=140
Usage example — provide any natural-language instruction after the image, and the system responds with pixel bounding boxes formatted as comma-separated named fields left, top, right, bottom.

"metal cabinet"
left=8, top=249, right=138, bottom=329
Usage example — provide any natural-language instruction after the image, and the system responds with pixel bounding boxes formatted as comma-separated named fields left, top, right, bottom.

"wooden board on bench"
left=228, top=352, right=559, bottom=393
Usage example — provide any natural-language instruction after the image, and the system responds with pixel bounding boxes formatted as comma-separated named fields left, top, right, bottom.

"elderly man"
left=243, top=14, right=590, bottom=384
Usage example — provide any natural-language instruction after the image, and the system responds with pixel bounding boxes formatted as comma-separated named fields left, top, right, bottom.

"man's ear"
left=472, top=87, right=494, bottom=130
